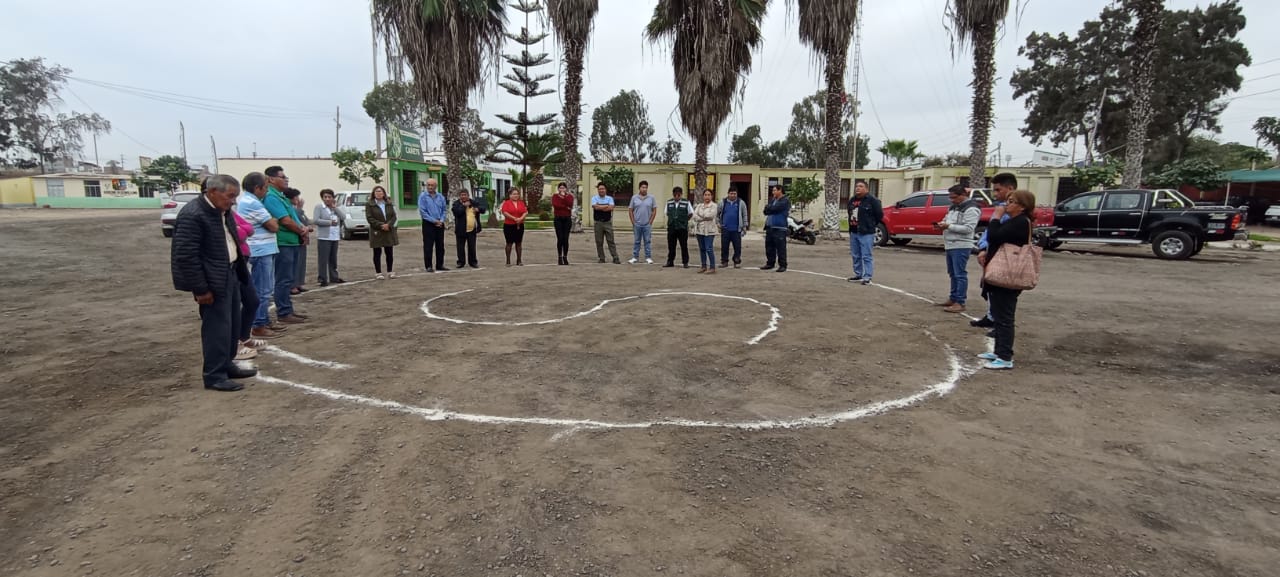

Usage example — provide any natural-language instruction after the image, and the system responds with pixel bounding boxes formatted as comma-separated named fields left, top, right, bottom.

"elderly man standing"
left=935, top=184, right=981, bottom=313
left=172, top=175, right=258, bottom=392
left=419, top=178, right=449, bottom=272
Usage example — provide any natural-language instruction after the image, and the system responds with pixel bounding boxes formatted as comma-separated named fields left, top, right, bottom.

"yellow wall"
left=0, top=177, right=34, bottom=207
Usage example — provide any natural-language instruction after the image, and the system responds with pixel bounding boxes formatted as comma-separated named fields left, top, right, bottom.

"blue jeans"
left=945, top=248, right=971, bottom=305
left=697, top=234, right=716, bottom=268
left=249, top=255, right=275, bottom=328
left=850, top=233, right=875, bottom=279
left=632, top=224, right=653, bottom=259
left=274, top=245, right=299, bottom=318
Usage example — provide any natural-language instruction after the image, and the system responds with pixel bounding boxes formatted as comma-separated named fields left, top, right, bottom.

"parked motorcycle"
left=787, top=216, right=818, bottom=245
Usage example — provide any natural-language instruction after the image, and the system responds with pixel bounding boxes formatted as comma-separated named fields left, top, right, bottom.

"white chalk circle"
left=421, top=289, right=782, bottom=345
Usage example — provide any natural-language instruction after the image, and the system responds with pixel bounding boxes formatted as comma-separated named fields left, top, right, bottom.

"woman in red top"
left=551, top=182, right=575, bottom=265
left=500, top=188, right=529, bottom=266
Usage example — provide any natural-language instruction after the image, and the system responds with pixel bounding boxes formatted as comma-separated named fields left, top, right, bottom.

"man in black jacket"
left=171, top=175, right=258, bottom=392
left=451, top=189, right=487, bottom=268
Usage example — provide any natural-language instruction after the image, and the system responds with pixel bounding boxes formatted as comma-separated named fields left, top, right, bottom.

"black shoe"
left=971, top=317, right=995, bottom=328
left=612, top=258, right=621, bottom=264
left=986, top=330, right=996, bottom=338
left=204, top=380, right=244, bottom=392
left=295, top=286, right=309, bottom=293
left=663, top=263, right=674, bottom=268
left=847, top=276, right=860, bottom=282
left=682, top=263, right=689, bottom=269
left=333, top=278, right=347, bottom=284
left=720, top=261, right=728, bottom=268
left=598, top=258, right=606, bottom=263
left=469, top=263, right=480, bottom=269
left=457, top=262, right=465, bottom=268
left=760, top=265, right=775, bottom=270
left=861, top=278, right=871, bottom=285
left=437, top=266, right=451, bottom=272
left=424, top=268, right=435, bottom=273
left=777, top=267, right=787, bottom=273
left=228, top=366, right=258, bottom=379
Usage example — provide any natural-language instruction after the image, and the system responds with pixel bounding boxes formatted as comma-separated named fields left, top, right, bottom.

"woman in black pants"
left=551, top=182, right=575, bottom=265
left=977, top=189, right=1035, bottom=371
left=365, top=186, right=399, bottom=279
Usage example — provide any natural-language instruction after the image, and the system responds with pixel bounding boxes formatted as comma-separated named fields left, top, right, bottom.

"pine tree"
left=488, top=0, right=559, bottom=206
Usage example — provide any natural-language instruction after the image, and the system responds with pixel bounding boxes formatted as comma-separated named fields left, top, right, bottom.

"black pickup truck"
left=1038, top=188, right=1247, bottom=259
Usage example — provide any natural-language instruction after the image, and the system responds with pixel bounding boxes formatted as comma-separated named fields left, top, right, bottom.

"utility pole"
left=253, top=142, right=257, bottom=158
left=179, top=122, right=188, bottom=163
left=236, top=146, right=241, bottom=159
left=210, top=136, right=219, bottom=173
left=371, top=8, right=382, bottom=155
left=335, top=106, right=342, bottom=152
left=848, top=0, right=863, bottom=177
left=92, top=130, right=100, bottom=168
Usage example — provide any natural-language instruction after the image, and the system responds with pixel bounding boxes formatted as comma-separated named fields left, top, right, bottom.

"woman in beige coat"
left=690, top=189, right=719, bottom=274
left=365, top=185, right=399, bottom=279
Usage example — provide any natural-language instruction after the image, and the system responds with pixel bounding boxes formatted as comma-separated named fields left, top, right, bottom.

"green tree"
left=876, top=139, right=924, bottom=168
left=647, top=0, right=770, bottom=198
left=591, top=164, right=635, bottom=197
left=648, top=135, right=683, bottom=164
left=490, top=131, right=564, bottom=209
left=546, top=0, right=600, bottom=195
left=488, top=0, right=557, bottom=187
left=922, top=152, right=970, bottom=168
left=1182, top=137, right=1270, bottom=171
left=362, top=80, right=439, bottom=141
left=589, top=89, right=656, bottom=162
left=729, top=125, right=787, bottom=167
left=373, top=0, right=507, bottom=200
left=331, top=148, right=385, bottom=189
left=0, top=58, right=111, bottom=172
left=788, top=174, right=822, bottom=218
left=1147, top=157, right=1225, bottom=192
left=1254, top=116, right=1280, bottom=163
left=780, top=91, right=868, bottom=170
left=947, top=0, right=1012, bottom=189
left=1011, top=1, right=1250, bottom=170
left=1071, top=161, right=1122, bottom=192
left=141, top=155, right=198, bottom=191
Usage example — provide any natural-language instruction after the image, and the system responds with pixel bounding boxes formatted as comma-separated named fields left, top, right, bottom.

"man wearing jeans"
left=418, top=178, right=449, bottom=272
left=263, top=166, right=308, bottom=325
left=628, top=180, right=657, bottom=264
left=236, top=172, right=281, bottom=339
left=846, top=180, right=883, bottom=285
left=936, top=184, right=981, bottom=313
left=718, top=187, right=748, bottom=268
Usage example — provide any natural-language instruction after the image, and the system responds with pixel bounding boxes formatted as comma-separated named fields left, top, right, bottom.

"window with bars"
left=84, top=180, right=102, bottom=198
left=46, top=179, right=65, bottom=197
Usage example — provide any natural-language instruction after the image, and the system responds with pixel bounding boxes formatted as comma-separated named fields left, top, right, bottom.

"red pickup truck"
left=875, top=188, right=1054, bottom=246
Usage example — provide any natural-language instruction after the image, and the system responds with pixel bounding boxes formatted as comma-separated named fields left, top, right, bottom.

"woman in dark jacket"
left=977, top=189, right=1035, bottom=370
left=365, top=185, right=400, bottom=279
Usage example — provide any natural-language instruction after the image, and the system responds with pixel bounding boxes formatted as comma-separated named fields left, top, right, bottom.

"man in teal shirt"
left=263, top=166, right=308, bottom=324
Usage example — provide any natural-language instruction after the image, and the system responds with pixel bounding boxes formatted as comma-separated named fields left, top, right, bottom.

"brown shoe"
left=936, top=300, right=956, bottom=307
left=943, top=303, right=966, bottom=313
left=290, top=312, right=309, bottom=320
left=278, top=314, right=307, bottom=324
left=707, top=269, right=717, bottom=275
left=250, top=327, right=281, bottom=340
left=697, top=267, right=707, bottom=274
left=267, top=323, right=289, bottom=332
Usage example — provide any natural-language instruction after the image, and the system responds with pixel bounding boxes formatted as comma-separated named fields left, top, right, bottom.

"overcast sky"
left=2, top=0, right=1276, bottom=172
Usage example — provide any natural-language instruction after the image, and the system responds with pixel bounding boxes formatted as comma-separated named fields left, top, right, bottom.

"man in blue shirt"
left=718, top=187, right=748, bottom=268
left=418, top=178, right=449, bottom=272
left=236, top=172, right=282, bottom=339
left=591, top=183, right=620, bottom=264
left=973, top=172, right=1018, bottom=329
left=760, top=185, right=790, bottom=272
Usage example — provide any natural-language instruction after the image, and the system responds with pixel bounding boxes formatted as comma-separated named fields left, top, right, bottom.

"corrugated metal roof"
left=1225, top=169, right=1280, bottom=183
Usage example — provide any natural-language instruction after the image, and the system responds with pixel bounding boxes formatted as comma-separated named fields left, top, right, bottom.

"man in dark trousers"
left=451, top=189, right=487, bottom=268
left=171, top=174, right=258, bottom=392
left=760, top=184, right=791, bottom=272
left=663, top=186, right=692, bottom=268
left=418, top=177, right=449, bottom=271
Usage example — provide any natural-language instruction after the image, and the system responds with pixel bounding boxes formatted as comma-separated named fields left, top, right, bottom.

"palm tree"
left=792, top=0, right=859, bottom=239
left=646, top=0, right=770, bottom=197
left=373, top=0, right=507, bottom=200
left=876, top=139, right=923, bottom=168
left=546, top=0, right=599, bottom=198
left=491, top=132, right=566, bottom=209
left=947, top=0, right=1011, bottom=189
left=1120, top=0, right=1164, bottom=188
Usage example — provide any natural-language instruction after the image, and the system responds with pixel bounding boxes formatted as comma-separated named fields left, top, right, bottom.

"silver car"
left=334, top=191, right=372, bottom=239
left=161, top=191, right=201, bottom=237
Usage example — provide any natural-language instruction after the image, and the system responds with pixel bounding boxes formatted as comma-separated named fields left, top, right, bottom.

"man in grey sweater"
left=934, top=184, right=981, bottom=313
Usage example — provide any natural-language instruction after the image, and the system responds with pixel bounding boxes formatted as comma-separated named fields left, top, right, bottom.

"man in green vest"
left=663, top=186, right=693, bottom=268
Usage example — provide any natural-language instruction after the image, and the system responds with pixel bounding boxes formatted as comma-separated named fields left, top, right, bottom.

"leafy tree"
left=457, top=108, right=496, bottom=162
left=141, top=155, right=199, bottom=191
left=488, top=0, right=557, bottom=187
left=490, top=131, right=564, bottom=209
left=589, top=89, right=656, bottom=162
left=729, top=125, right=787, bottom=167
left=331, top=148, right=385, bottom=189
left=1011, top=1, right=1249, bottom=170
left=0, top=58, right=111, bottom=172
left=545, top=0, right=600, bottom=195
left=1147, top=157, right=1225, bottom=192
left=781, top=91, right=868, bottom=170
left=947, top=0, right=1013, bottom=188
left=1071, top=160, right=1121, bottom=192
left=362, top=80, right=440, bottom=140
left=1254, top=117, right=1280, bottom=163
left=648, top=135, right=682, bottom=164
left=876, top=139, right=924, bottom=167
left=922, top=152, right=971, bottom=168
left=1182, top=137, right=1270, bottom=171
left=788, top=174, right=822, bottom=218
left=591, top=164, right=634, bottom=197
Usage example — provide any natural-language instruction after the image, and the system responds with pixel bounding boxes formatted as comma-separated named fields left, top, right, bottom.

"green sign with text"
left=387, top=126, right=423, bottom=162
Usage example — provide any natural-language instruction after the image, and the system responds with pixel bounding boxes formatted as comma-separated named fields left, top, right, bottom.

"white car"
left=1265, top=204, right=1280, bottom=226
left=334, top=191, right=372, bottom=239
left=161, top=191, right=201, bottom=237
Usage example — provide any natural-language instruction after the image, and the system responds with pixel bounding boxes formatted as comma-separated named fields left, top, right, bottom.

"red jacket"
left=551, top=192, right=574, bottom=217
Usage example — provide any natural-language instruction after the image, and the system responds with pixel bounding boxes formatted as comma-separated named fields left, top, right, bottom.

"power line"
left=858, top=53, right=889, bottom=141
left=67, top=77, right=332, bottom=120
left=64, top=86, right=164, bottom=155
left=1223, top=87, right=1280, bottom=103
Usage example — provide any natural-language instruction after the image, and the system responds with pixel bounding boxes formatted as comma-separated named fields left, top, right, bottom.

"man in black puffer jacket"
left=171, top=175, right=257, bottom=392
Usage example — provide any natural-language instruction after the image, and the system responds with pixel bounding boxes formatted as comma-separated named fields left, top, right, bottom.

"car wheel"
left=1048, top=241, right=1063, bottom=250
left=162, top=228, right=173, bottom=238
left=341, top=225, right=351, bottom=241
left=1152, top=230, right=1195, bottom=260
left=874, top=224, right=889, bottom=246
left=890, top=238, right=912, bottom=246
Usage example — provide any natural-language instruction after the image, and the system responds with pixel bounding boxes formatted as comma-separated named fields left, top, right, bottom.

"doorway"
left=729, top=173, right=752, bottom=227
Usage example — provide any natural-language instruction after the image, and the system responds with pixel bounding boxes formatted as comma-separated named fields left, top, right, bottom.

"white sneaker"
left=645, top=258, right=654, bottom=264
left=389, top=271, right=398, bottom=279
left=376, top=273, right=385, bottom=280
left=628, top=257, right=638, bottom=264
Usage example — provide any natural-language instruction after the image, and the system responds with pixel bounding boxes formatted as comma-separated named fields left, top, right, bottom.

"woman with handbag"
left=977, top=190, right=1037, bottom=370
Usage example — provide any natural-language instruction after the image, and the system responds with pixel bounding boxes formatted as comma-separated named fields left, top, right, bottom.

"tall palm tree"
left=947, top=0, right=1011, bottom=189
left=491, top=132, right=566, bottom=209
left=373, top=0, right=507, bottom=200
left=792, top=0, right=859, bottom=239
left=546, top=0, right=599, bottom=198
left=1121, top=0, right=1164, bottom=188
left=647, top=0, right=770, bottom=198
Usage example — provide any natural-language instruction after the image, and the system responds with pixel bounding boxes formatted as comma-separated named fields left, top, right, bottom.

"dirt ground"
left=2, top=209, right=1278, bottom=577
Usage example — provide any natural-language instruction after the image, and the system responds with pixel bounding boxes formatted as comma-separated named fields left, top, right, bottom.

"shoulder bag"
left=983, top=224, right=1042, bottom=290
